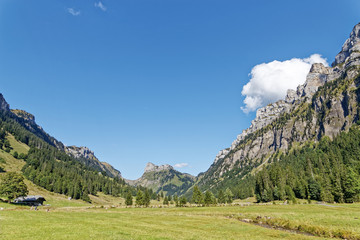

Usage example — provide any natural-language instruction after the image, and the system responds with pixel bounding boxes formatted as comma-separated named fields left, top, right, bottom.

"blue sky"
left=0, top=0, right=359, bottom=179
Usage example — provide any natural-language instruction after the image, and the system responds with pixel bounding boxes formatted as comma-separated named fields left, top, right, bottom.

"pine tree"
left=144, top=189, right=150, bottom=207
left=163, top=196, right=169, bottom=205
left=192, top=185, right=204, bottom=205
left=204, top=190, right=214, bottom=206
left=225, top=188, right=233, bottom=204
left=218, top=189, right=226, bottom=204
left=125, top=191, right=133, bottom=206
left=344, top=167, right=360, bottom=203
left=135, top=189, right=144, bottom=206
left=179, top=196, right=187, bottom=207
left=173, top=194, right=179, bottom=206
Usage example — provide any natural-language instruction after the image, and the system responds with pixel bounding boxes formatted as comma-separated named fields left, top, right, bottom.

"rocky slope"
left=0, top=94, right=10, bottom=111
left=197, top=22, right=360, bottom=191
left=65, top=146, right=122, bottom=179
left=126, top=162, right=195, bottom=196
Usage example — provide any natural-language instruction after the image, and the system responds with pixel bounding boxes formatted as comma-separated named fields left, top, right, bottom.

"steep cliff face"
left=197, top=23, right=360, bottom=190
left=127, top=162, right=195, bottom=195
left=0, top=94, right=10, bottom=111
left=65, top=146, right=122, bottom=179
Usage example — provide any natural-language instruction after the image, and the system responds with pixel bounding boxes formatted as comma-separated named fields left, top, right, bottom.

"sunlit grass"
left=0, top=205, right=330, bottom=240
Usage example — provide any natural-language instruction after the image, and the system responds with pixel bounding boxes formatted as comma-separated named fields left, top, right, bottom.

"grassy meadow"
left=1, top=202, right=360, bottom=240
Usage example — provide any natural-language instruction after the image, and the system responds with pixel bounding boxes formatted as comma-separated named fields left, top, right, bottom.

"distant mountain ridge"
left=126, top=162, right=195, bottom=196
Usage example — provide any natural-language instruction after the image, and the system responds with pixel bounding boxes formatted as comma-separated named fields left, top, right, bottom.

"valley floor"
left=1, top=203, right=359, bottom=240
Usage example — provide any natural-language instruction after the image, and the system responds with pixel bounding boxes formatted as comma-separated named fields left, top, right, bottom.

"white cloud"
left=174, top=163, right=189, bottom=168
left=241, top=54, right=328, bottom=113
left=95, top=1, right=107, bottom=11
left=67, top=8, right=81, bottom=16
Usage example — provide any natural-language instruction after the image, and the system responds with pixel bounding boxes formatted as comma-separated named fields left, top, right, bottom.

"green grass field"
left=1, top=203, right=360, bottom=239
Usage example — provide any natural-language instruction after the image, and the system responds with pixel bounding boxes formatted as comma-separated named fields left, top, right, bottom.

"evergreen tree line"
left=255, top=124, right=360, bottom=203
left=193, top=162, right=255, bottom=202
left=191, top=185, right=235, bottom=206
left=124, top=188, right=187, bottom=207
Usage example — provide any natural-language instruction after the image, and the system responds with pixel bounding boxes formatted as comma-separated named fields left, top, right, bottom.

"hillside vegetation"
left=0, top=110, right=135, bottom=203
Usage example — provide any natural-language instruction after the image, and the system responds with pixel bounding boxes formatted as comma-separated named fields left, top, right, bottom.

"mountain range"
left=2, top=22, right=360, bottom=201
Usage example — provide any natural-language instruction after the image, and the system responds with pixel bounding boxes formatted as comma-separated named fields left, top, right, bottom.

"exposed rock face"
left=127, top=162, right=195, bottom=195
left=0, top=94, right=9, bottom=111
left=214, top=149, right=230, bottom=164
left=65, top=146, right=122, bottom=179
left=144, top=162, right=173, bottom=173
left=333, top=23, right=360, bottom=66
left=198, top=22, right=360, bottom=189
left=66, top=146, right=97, bottom=160
left=11, top=109, right=36, bottom=125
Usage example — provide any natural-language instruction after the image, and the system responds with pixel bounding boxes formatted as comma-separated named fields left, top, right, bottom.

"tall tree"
left=192, top=185, right=204, bottom=205
left=163, top=196, right=169, bottom=205
left=218, top=189, right=226, bottom=204
left=204, top=190, right=215, bottom=206
left=0, top=172, right=28, bottom=203
left=225, top=188, right=234, bottom=204
left=179, top=196, right=187, bottom=207
left=344, top=167, right=360, bottom=203
left=135, top=189, right=144, bottom=206
left=143, top=189, right=151, bottom=207
left=125, top=191, right=133, bottom=206
left=173, top=194, right=179, bottom=206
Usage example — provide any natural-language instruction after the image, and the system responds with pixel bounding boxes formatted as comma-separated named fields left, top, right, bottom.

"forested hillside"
left=255, top=124, right=360, bottom=203
left=189, top=23, right=360, bottom=204
left=0, top=109, right=134, bottom=202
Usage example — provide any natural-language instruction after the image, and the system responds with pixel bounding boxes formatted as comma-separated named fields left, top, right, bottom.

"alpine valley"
left=2, top=22, right=360, bottom=206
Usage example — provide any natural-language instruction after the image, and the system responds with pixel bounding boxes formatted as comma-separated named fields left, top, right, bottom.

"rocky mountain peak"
left=200, top=22, right=360, bottom=187
left=127, top=162, right=194, bottom=196
left=0, top=94, right=10, bottom=111
left=229, top=61, right=341, bottom=152
left=333, top=22, right=360, bottom=66
left=144, top=162, right=173, bottom=173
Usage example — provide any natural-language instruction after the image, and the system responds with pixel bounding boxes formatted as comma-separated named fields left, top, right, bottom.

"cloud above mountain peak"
left=241, top=54, right=328, bottom=113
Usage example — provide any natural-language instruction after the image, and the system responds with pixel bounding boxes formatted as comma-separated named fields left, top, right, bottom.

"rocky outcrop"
left=333, top=23, right=360, bottom=66
left=214, top=149, right=230, bottom=164
left=66, top=146, right=97, bottom=160
left=65, top=145, right=122, bottom=179
left=0, top=94, right=9, bottom=111
left=198, top=22, right=360, bottom=189
left=11, top=109, right=36, bottom=125
left=144, top=162, right=173, bottom=173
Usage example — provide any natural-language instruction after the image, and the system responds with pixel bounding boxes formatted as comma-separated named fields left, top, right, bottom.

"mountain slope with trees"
left=0, top=100, right=136, bottom=203
left=186, top=23, right=360, bottom=203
